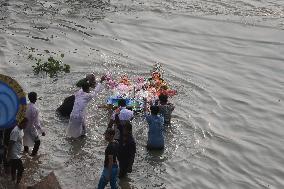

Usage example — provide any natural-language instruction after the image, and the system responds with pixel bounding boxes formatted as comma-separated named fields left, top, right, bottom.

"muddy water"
left=1, top=0, right=284, bottom=188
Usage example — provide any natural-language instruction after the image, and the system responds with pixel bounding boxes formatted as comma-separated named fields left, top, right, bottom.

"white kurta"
left=66, top=83, right=103, bottom=138
left=23, top=103, right=44, bottom=147
left=111, top=107, right=134, bottom=140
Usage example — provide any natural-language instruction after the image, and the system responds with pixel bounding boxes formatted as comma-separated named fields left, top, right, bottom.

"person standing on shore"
left=67, top=75, right=106, bottom=138
left=23, top=92, right=45, bottom=156
left=7, top=118, right=28, bottom=184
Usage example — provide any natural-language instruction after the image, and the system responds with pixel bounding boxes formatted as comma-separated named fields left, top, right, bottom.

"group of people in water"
left=0, top=67, right=175, bottom=189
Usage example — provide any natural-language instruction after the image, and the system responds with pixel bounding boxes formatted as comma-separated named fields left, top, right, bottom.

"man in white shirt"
left=7, top=117, right=28, bottom=184
left=23, top=92, right=45, bottom=156
left=66, top=75, right=106, bottom=138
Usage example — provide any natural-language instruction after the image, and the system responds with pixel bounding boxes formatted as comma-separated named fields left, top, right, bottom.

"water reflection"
left=146, top=149, right=166, bottom=164
left=22, top=154, right=42, bottom=185
left=119, top=177, right=135, bottom=189
left=67, top=137, right=87, bottom=156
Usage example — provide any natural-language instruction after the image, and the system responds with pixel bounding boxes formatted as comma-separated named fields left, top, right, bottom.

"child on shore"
left=7, top=118, right=28, bottom=184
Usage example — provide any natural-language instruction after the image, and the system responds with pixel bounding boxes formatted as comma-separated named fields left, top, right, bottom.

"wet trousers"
left=10, top=159, right=24, bottom=182
left=97, top=164, right=118, bottom=189
left=24, top=139, right=40, bottom=155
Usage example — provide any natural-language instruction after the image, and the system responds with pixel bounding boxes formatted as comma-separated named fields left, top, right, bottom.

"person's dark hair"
left=82, top=82, right=90, bottom=92
left=19, top=117, right=28, bottom=126
left=150, top=106, right=159, bottom=115
left=118, top=99, right=126, bottom=107
left=159, top=94, right=168, bottom=103
left=28, top=92, right=37, bottom=103
left=105, top=128, right=115, bottom=136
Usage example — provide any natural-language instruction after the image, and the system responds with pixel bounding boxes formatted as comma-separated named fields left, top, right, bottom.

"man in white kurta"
left=66, top=75, right=106, bottom=138
left=23, top=92, right=45, bottom=156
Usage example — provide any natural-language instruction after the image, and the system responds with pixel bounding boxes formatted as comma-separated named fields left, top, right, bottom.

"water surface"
left=0, top=0, right=284, bottom=188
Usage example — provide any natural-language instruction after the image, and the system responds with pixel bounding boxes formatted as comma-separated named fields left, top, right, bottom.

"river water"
left=1, top=0, right=284, bottom=188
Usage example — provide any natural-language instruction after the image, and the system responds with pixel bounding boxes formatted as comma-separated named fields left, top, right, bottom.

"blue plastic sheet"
left=0, top=74, right=26, bottom=129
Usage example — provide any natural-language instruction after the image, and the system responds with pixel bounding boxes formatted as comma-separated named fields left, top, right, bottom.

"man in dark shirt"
left=158, top=94, right=175, bottom=126
left=117, top=121, right=136, bottom=178
left=98, top=128, right=119, bottom=189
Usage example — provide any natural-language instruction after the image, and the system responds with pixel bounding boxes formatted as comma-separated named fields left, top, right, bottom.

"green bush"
left=29, top=54, right=70, bottom=77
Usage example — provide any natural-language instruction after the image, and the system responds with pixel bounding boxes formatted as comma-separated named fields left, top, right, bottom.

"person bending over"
left=57, top=73, right=97, bottom=117
left=67, top=75, right=106, bottom=138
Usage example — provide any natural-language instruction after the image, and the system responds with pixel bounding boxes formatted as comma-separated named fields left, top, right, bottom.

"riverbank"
left=0, top=171, right=61, bottom=189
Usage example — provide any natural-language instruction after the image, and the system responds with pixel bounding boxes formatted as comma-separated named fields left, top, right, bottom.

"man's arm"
left=108, top=119, right=115, bottom=128
left=169, top=103, right=175, bottom=112
left=114, top=113, right=120, bottom=127
left=143, top=98, right=150, bottom=119
left=143, top=98, right=148, bottom=114
left=129, top=110, right=134, bottom=121
left=7, top=140, right=15, bottom=160
left=108, top=108, right=120, bottom=128
left=89, top=75, right=106, bottom=98
left=33, top=108, right=45, bottom=136
left=160, top=116, right=164, bottom=127
left=7, top=129, right=18, bottom=160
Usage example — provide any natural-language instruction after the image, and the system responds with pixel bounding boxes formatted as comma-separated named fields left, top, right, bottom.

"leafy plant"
left=29, top=53, right=70, bottom=78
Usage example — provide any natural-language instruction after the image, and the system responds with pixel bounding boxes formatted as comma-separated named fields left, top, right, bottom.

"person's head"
left=18, top=117, right=28, bottom=130
left=159, top=94, right=168, bottom=104
left=86, top=74, right=96, bottom=87
left=104, top=128, right=115, bottom=142
left=150, top=105, right=159, bottom=115
left=118, top=99, right=126, bottom=107
left=152, top=72, right=161, bottom=79
left=28, top=92, right=37, bottom=103
left=82, top=82, right=90, bottom=93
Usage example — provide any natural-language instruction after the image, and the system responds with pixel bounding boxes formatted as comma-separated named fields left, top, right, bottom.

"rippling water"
left=1, top=0, right=284, bottom=188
